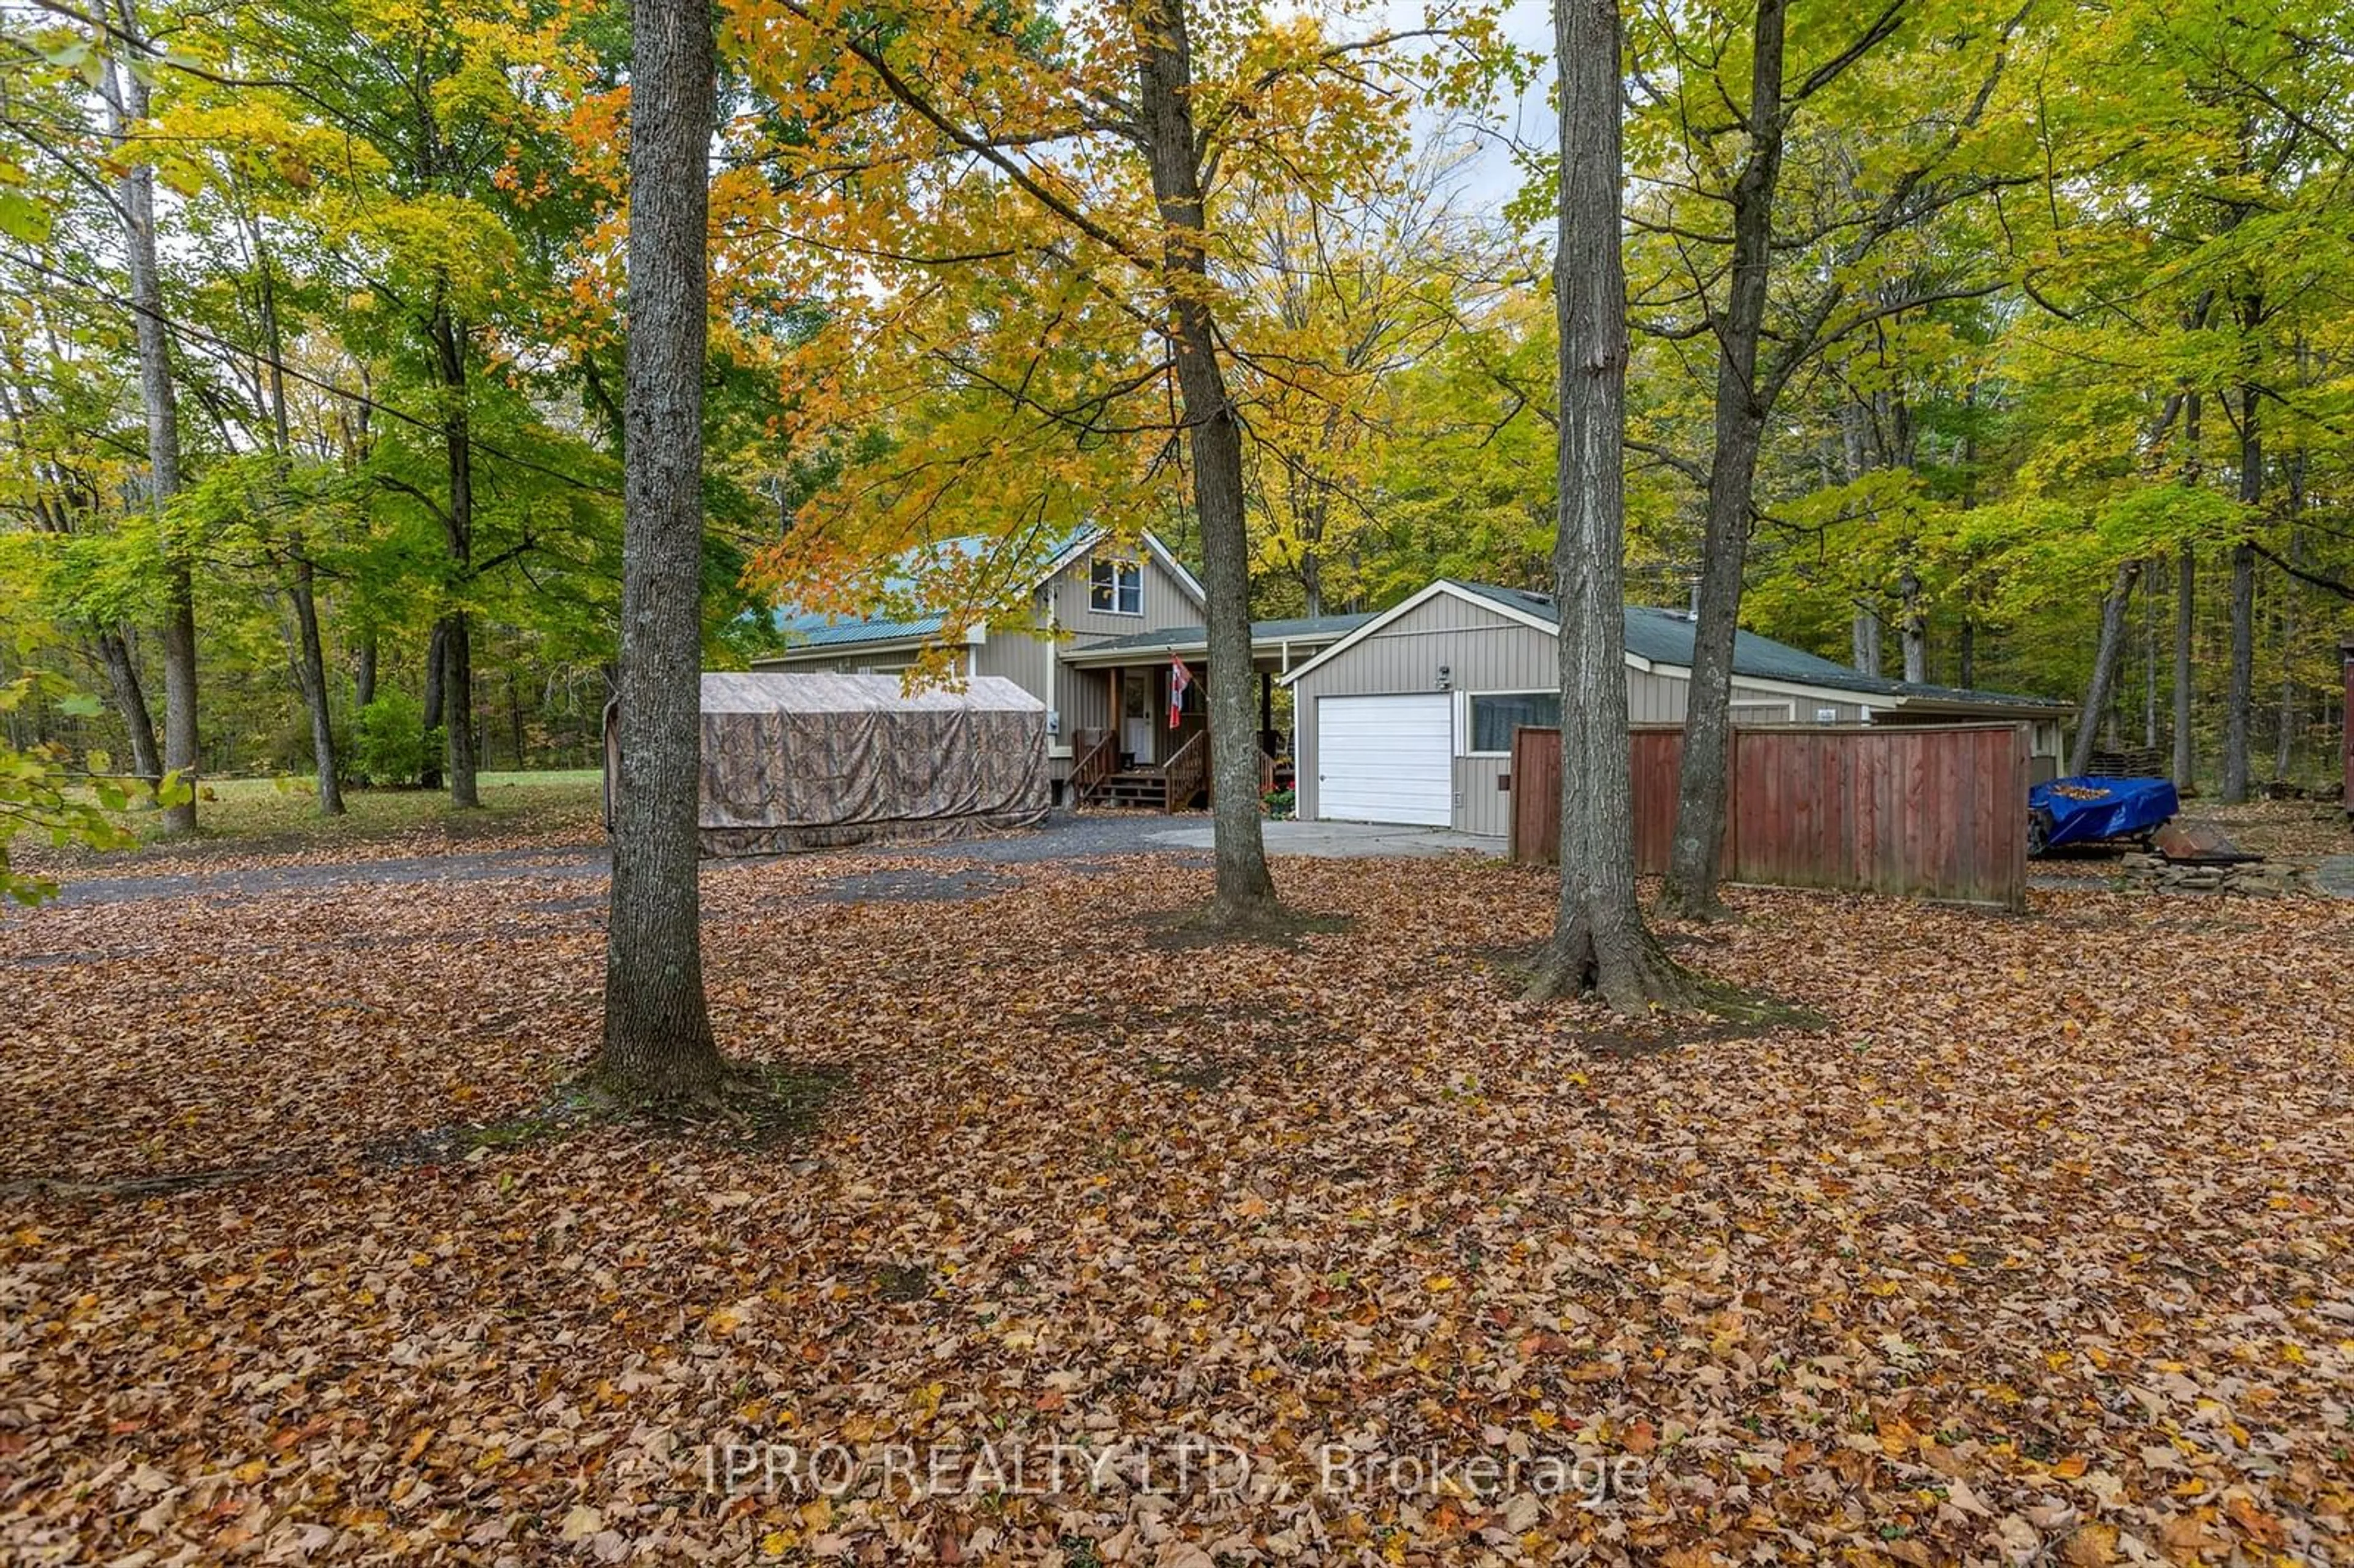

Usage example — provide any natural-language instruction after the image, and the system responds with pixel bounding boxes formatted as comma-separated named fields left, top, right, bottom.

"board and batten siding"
left=1291, top=594, right=1552, bottom=826
left=1048, top=546, right=1204, bottom=639
left=1293, top=591, right=1873, bottom=834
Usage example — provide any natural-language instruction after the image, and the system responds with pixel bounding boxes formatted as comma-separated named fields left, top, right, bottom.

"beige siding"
left=1293, top=591, right=1877, bottom=831
left=1049, top=546, right=1204, bottom=638
left=1455, top=756, right=1514, bottom=837
left=1291, top=596, right=1551, bottom=823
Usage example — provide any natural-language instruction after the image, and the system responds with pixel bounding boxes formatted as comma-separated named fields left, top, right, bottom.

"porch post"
left=1111, top=666, right=1124, bottom=765
left=1259, top=669, right=1273, bottom=740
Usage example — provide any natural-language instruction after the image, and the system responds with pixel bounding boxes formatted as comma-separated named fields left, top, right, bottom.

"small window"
left=1469, top=692, right=1560, bottom=753
left=1090, top=557, right=1143, bottom=615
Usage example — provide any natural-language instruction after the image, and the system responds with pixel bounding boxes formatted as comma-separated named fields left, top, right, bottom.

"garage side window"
left=1090, top=558, right=1143, bottom=615
left=1469, top=692, right=1561, bottom=753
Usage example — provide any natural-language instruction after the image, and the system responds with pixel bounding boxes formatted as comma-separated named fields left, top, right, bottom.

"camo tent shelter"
left=604, top=672, right=1049, bottom=855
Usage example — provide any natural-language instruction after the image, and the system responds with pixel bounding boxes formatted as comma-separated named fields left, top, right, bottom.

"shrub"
left=352, top=693, right=440, bottom=786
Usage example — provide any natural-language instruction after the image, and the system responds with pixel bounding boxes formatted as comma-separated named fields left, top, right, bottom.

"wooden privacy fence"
left=1509, top=722, right=2032, bottom=910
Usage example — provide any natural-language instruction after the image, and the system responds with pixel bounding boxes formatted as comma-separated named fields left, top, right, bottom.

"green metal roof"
left=1450, top=581, right=2068, bottom=712
left=1072, top=611, right=1376, bottom=655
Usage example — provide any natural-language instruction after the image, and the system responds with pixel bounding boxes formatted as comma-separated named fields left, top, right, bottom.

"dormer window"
left=1091, top=557, right=1143, bottom=615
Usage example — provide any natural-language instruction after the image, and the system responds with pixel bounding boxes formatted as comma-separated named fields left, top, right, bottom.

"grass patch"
left=59, top=771, right=604, bottom=860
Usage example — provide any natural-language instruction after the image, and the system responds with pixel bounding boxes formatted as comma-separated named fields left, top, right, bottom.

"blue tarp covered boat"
left=2028, top=775, right=2179, bottom=853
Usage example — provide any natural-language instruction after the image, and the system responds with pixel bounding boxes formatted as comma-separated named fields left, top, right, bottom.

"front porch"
left=1064, top=662, right=1281, bottom=812
left=1053, top=612, right=1373, bottom=812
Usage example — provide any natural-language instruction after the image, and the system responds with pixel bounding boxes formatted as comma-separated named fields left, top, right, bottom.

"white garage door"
left=1317, top=693, right=1454, bottom=826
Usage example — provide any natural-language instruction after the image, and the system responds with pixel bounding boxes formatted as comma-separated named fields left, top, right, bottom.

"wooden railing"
left=1070, top=727, right=1116, bottom=804
left=1162, top=730, right=1208, bottom=812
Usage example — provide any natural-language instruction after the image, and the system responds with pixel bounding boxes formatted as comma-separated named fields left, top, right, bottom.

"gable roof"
left=771, top=528, right=1205, bottom=653
left=1284, top=579, right=2067, bottom=712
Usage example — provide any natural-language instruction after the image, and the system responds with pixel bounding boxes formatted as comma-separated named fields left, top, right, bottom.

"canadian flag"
left=1167, top=654, right=1193, bottom=729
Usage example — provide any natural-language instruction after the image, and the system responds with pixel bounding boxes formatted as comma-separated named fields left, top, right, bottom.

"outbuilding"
left=606, top=672, right=1049, bottom=854
left=1279, top=579, right=2070, bottom=835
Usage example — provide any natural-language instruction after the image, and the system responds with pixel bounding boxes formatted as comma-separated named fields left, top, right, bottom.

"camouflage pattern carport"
left=606, top=672, right=1049, bottom=855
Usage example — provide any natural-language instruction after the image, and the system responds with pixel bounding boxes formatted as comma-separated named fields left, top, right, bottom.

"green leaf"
left=0, top=193, right=52, bottom=246
left=56, top=692, right=104, bottom=718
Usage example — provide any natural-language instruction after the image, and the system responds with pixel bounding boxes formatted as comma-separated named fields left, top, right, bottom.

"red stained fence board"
left=1510, top=721, right=2030, bottom=911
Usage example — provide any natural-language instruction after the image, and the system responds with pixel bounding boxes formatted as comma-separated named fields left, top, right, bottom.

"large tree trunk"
left=1852, top=606, right=1881, bottom=676
left=597, top=0, right=723, bottom=1098
left=96, top=629, right=162, bottom=791
left=1526, top=0, right=1692, bottom=1011
left=104, top=9, right=196, bottom=833
left=2070, top=560, right=2141, bottom=775
left=1134, top=0, right=1279, bottom=924
left=1663, top=0, right=1786, bottom=918
left=2172, top=545, right=2195, bottom=790
left=2221, top=384, right=2259, bottom=804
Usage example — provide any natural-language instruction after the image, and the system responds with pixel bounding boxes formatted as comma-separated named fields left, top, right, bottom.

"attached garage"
left=1316, top=693, right=1454, bottom=826
left=1281, top=579, right=2070, bottom=835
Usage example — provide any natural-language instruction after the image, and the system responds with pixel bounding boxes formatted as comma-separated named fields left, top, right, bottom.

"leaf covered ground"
left=2, top=845, right=2351, bottom=1566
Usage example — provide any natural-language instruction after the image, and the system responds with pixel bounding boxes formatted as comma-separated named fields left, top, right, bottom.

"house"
left=753, top=527, right=1371, bottom=806
left=1278, top=579, right=2072, bottom=835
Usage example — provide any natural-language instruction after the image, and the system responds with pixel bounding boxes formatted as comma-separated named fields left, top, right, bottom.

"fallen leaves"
left=2, top=842, right=2353, bottom=1563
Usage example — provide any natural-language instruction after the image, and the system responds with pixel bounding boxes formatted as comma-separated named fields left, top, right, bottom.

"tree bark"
left=1133, top=0, right=1279, bottom=923
left=429, top=299, right=481, bottom=808
left=96, top=629, right=162, bottom=790
left=356, top=631, right=378, bottom=711
left=1851, top=606, right=1881, bottom=676
left=255, top=222, right=344, bottom=814
left=2221, top=384, right=2258, bottom=804
left=2274, top=451, right=2303, bottom=782
left=2173, top=544, right=2195, bottom=791
left=2070, top=560, right=2141, bottom=775
left=1899, top=563, right=1925, bottom=683
left=597, top=0, right=723, bottom=1098
left=1663, top=0, right=1786, bottom=918
left=104, top=6, right=196, bottom=832
left=422, top=618, right=447, bottom=788
left=1526, top=0, right=1693, bottom=1011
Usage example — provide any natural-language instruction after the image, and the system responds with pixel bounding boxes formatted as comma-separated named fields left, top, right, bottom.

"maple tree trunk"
left=2173, top=543, right=2195, bottom=791
left=1134, top=0, right=1279, bottom=924
left=598, top=0, right=723, bottom=1100
left=1527, top=0, right=1693, bottom=1012
left=1664, top=0, right=1786, bottom=919
left=1899, top=563, right=1926, bottom=683
left=96, top=628, right=162, bottom=793
left=2070, top=560, right=2140, bottom=775
left=106, top=12, right=197, bottom=833
left=289, top=560, right=344, bottom=815
left=1852, top=606, right=1881, bottom=676
left=422, top=620, right=447, bottom=788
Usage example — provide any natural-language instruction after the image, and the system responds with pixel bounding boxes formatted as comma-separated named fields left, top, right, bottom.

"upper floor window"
left=1091, top=557, right=1143, bottom=615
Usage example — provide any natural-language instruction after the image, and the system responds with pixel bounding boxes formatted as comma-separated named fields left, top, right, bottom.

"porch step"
left=1094, top=770, right=1168, bottom=808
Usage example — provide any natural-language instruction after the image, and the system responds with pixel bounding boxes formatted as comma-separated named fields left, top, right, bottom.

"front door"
left=1121, top=671, right=1153, bottom=764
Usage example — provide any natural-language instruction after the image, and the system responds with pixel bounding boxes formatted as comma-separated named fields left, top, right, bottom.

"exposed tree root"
left=576, top=1058, right=842, bottom=1143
